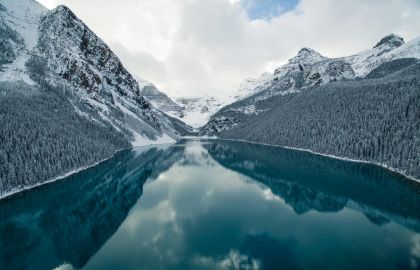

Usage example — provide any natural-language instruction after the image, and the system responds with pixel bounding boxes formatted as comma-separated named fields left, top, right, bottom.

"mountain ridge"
left=3, top=1, right=192, bottom=143
left=200, top=34, right=420, bottom=180
left=0, top=0, right=192, bottom=196
left=234, top=33, right=420, bottom=100
left=0, top=0, right=419, bottom=195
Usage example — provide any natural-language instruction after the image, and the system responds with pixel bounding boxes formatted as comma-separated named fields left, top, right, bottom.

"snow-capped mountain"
left=233, top=34, right=420, bottom=103
left=137, top=79, right=185, bottom=119
left=0, top=0, right=194, bottom=195
left=133, top=81, right=233, bottom=128
left=235, top=72, right=273, bottom=100
left=274, top=47, right=328, bottom=77
left=175, top=95, right=236, bottom=128
left=0, top=0, right=191, bottom=147
left=137, top=83, right=241, bottom=128
left=342, top=34, right=406, bottom=77
left=232, top=47, right=333, bottom=102
left=200, top=34, right=420, bottom=135
left=200, top=34, right=420, bottom=179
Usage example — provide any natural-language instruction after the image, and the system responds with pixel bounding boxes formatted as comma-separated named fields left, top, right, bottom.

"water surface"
left=0, top=140, right=419, bottom=270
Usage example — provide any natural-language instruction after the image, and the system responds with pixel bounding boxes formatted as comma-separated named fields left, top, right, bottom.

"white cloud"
left=36, top=0, right=420, bottom=98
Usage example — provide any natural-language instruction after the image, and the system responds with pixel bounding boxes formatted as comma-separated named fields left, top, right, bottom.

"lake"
left=0, top=140, right=419, bottom=270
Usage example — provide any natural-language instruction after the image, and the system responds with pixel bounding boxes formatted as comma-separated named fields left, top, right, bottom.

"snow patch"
left=0, top=51, right=35, bottom=85
left=227, top=105, right=264, bottom=115
left=176, top=94, right=237, bottom=128
left=1, top=0, right=47, bottom=49
left=342, top=35, right=420, bottom=77
left=131, top=131, right=175, bottom=147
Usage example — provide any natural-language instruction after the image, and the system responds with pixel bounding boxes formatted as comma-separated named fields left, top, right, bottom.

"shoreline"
left=0, top=140, right=177, bottom=201
left=1, top=137, right=418, bottom=201
left=209, top=137, right=420, bottom=184
left=0, top=148, right=128, bottom=201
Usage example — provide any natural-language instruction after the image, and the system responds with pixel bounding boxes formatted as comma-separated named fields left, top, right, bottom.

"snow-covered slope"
left=0, top=0, right=47, bottom=84
left=137, top=78, right=185, bottom=119
left=342, top=34, right=406, bottom=77
left=233, top=47, right=332, bottom=102
left=390, top=36, right=420, bottom=60
left=140, top=85, right=242, bottom=129
left=0, top=0, right=192, bottom=146
left=133, top=79, right=231, bottom=128
left=235, top=72, right=273, bottom=100
left=0, top=0, right=46, bottom=49
left=202, top=33, right=420, bottom=136
left=201, top=58, right=420, bottom=179
left=175, top=95, right=234, bottom=128
left=157, top=48, right=332, bottom=129
left=274, top=47, right=328, bottom=77
left=305, top=59, right=355, bottom=87
left=230, top=34, right=420, bottom=107
left=0, top=0, right=195, bottom=195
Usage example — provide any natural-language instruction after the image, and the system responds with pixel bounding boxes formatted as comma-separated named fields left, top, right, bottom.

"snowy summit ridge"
left=374, top=34, right=404, bottom=49
left=199, top=33, right=420, bottom=180
left=233, top=33, right=420, bottom=101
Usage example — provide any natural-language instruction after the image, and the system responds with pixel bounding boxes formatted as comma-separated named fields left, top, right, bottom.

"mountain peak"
left=296, top=47, right=324, bottom=58
left=374, top=34, right=404, bottom=49
left=289, top=47, right=327, bottom=65
left=298, top=47, right=317, bottom=54
left=51, top=4, right=78, bottom=19
left=54, top=4, right=72, bottom=12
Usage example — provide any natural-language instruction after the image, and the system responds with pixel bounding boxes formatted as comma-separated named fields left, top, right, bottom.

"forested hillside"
left=0, top=145, right=185, bottom=269
left=211, top=61, right=420, bottom=179
left=0, top=0, right=193, bottom=196
left=0, top=81, right=130, bottom=196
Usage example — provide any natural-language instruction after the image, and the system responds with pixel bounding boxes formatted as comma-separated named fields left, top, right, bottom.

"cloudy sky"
left=36, top=0, right=420, bottom=98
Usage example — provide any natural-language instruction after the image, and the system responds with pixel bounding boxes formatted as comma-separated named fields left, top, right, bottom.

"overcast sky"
left=36, top=0, right=420, bottom=98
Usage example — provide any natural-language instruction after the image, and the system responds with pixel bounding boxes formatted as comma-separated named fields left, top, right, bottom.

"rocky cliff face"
left=0, top=0, right=192, bottom=196
left=35, top=5, right=192, bottom=143
left=38, top=6, right=140, bottom=98
left=0, top=0, right=192, bottom=146
left=137, top=79, right=185, bottom=119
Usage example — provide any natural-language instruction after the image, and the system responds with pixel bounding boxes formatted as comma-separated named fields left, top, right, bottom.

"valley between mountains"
left=0, top=0, right=419, bottom=196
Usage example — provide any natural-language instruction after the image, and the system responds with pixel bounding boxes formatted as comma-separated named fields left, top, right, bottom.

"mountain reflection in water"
left=0, top=140, right=419, bottom=270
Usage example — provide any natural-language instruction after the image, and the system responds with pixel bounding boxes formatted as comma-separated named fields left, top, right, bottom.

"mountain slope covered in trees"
left=203, top=59, right=420, bottom=179
left=0, top=81, right=131, bottom=195
left=201, top=34, right=420, bottom=180
left=0, top=0, right=192, bottom=196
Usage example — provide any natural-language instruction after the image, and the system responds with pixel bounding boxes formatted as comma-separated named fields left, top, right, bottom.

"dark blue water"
left=0, top=140, right=419, bottom=270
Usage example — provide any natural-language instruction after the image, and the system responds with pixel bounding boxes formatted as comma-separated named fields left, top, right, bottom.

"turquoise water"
left=0, top=140, right=419, bottom=270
